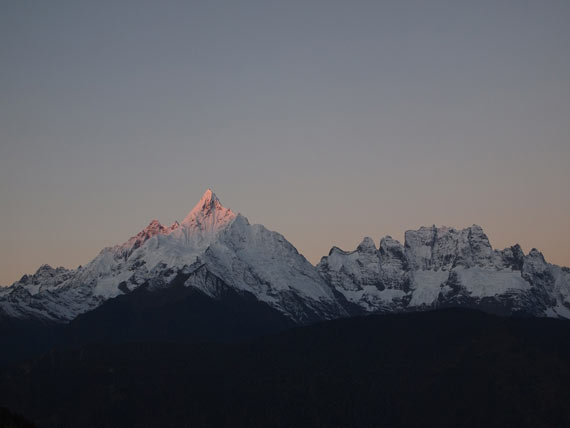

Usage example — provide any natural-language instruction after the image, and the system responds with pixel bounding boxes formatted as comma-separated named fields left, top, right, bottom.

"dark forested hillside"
left=1, top=309, right=569, bottom=428
left=0, top=408, right=36, bottom=428
left=0, top=280, right=295, bottom=366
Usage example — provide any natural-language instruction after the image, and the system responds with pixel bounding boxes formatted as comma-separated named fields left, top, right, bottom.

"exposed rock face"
left=403, top=225, right=495, bottom=270
left=317, top=225, right=570, bottom=318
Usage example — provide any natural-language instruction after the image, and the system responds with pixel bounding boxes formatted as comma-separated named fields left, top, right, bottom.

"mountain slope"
left=0, top=190, right=346, bottom=324
left=0, top=265, right=297, bottom=366
left=64, top=265, right=296, bottom=346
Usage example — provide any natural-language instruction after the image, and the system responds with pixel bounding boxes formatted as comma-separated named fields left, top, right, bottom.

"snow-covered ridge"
left=318, top=225, right=570, bottom=318
left=1, top=192, right=569, bottom=323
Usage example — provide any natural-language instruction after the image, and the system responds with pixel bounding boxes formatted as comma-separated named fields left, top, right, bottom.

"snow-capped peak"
left=180, top=189, right=236, bottom=232
left=357, top=237, right=377, bottom=253
left=186, top=189, right=222, bottom=216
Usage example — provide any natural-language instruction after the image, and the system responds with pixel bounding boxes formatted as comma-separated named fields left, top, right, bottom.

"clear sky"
left=1, top=0, right=569, bottom=285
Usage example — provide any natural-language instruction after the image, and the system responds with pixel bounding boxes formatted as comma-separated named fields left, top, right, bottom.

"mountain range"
left=2, top=189, right=569, bottom=328
left=2, top=190, right=570, bottom=427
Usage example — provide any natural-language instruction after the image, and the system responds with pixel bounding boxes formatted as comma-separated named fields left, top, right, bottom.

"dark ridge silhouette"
left=64, top=273, right=295, bottom=345
left=0, top=272, right=295, bottom=367
left=0, top=407, right=36, bottom=428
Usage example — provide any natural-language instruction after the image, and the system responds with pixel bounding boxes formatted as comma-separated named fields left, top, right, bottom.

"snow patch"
left=409, top=270, right=449, bottom=306
left=454, top=267, right=530, bottom=298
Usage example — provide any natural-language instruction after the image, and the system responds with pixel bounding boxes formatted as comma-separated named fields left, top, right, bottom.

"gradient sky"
left=1, top=0, right=569, bottom=285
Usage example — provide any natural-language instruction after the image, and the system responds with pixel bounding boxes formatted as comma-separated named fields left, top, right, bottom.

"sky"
left=1, top=0, right=569, bottom=285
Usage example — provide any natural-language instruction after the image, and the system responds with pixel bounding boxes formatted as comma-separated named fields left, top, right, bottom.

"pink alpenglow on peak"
left=180, top=189, right=236, bottom=234
left=124, top=219, right=169, bottom=250
left=185, top=189, right=223, bottom=217
left=118, top=190, right=236, bottom=253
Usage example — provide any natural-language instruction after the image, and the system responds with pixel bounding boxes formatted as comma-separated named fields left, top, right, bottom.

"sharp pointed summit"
left=186, top=189, right=223, bottom=215
left=194, top=188, right=220, bottom=210
left=181, top=189, right=236, bottom=233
